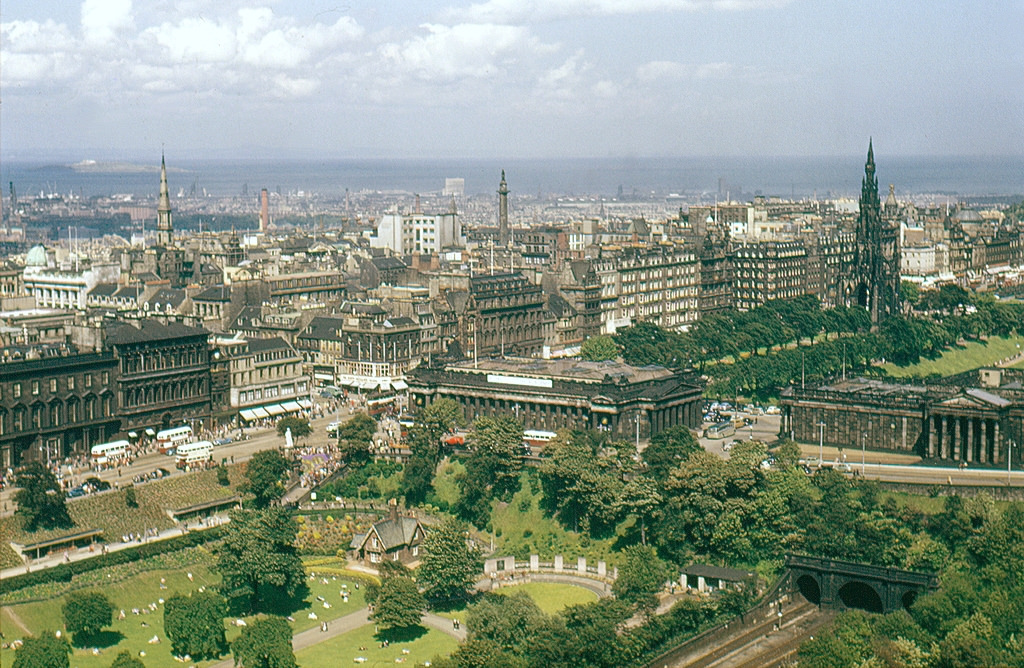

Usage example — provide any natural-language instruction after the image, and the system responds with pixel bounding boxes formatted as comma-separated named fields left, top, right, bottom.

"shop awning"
left=128, top=431, right=138, bottom=439
left=252, top=407, right=270, bottom=419
left=281, top=401, right=302, bottom=413
left=297, top=398, right=313, bottom=409
left=265, top=404, right=286, bottom=416
left=392, top=380, right=409, bottom=391
left=357, top=379, right=378, bottom=390
left=378, top=379, right=392, bottom=392
left=239, top=409, right=258, bottom=421
left=314, top=373, right=334, bottom=381
left=145, top=428, right=156, bottom=437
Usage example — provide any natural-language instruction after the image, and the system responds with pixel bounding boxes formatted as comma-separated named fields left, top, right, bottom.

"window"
left=85, top=374, right=93, bottom=388
left=50, top=378, right=58, bottom=393
left=12, top=383, right=20, bottom=399
left=32, top=381, right=40, bottom=396
left=68, top=376, right=75, bottom=390
left=102, top=371, right=109, bottom=385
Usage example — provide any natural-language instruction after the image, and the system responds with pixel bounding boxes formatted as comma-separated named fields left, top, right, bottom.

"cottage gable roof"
left=351, top=516, right=424, bottom=552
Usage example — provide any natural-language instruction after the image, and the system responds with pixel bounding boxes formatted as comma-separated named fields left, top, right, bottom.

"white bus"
left=156, top=426, right=193, bottom=454
left=175, top=441, right=213, bottom=469
left=91, top=440, right=130, bottom=465
left=523, top=430, right=557, bottom=448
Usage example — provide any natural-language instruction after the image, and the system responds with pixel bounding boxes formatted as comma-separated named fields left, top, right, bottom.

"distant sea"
left=2, top=156, right=1022, bottom=201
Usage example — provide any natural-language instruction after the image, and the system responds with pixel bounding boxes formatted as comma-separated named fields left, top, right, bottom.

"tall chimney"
left=414, top=194, right=422, bottom=215
left=260, top=188, right=269, bottom=232
left=388, top=498, right=399, bottom=522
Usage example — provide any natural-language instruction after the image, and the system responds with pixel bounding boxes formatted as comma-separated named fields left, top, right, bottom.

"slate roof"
left=350, top=517, right=424, bottom=551
left=547, top=293, right=576, bottom=319
left=371, top=256, right=407, bottom=271
left=682, top=564, right=756, bottom=582
left=145, top=288, right=186, bottom=309
left=105, top=320, right=209, bottom=345
left=194, top=285, right=232, bottom=302
left=246, top=336, right=291, bottom=353
left=88, top=283, right=119, bottom=297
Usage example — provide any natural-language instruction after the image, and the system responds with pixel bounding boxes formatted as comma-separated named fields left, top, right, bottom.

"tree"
left=466, top=591, right=544, bottom=654
left=774, top=440, right=803, bottom=470
left=539, top=431, right=623, bottom=534
left=337, top=413, right=377, bottom=467
left=275, top=416, right=311, bottom=439
left=14, top=461, right=74, bottom=532
left=402, top=398, right=466, bottom=505
left=124, top=484, right=138, bottom=508
left=456, top=416, right=523, bottom=525
left=436, top=637, right=527, bottom=668
left=217, top=464, right=231, bottom=486
left=418, top=517, right=481, bottom=605
left=642, top=425, right=700, bottom=486
left=579, top=335, right=619, bottom=362
left=109, top=650, right=146, bottom=668
left=612, top=545, right=669, bottom=611
left=241, top=449, right=291, bottom=508
left=615, top=478, right=662, bottom=545
left=11, top=632, right=70, bottom=668
left=163, top=590, right=228, bottom=660
left=231, top=616, right=296, bottom=668
left=62, top=591, right=114, bottom=643
left=371, top=575, right=426, bottom=630
left=216, top=507, right=306, bottom=614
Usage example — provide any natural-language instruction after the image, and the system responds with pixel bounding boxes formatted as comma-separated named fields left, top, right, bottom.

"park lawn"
left=490, top=473, right=619, bottom=564
left=881, top=335, right=1024, bottom=378
left=295, top=623, right=457, bottom=668
left=1, top=558, right=370, bottom=668
left=493, top=582, right=599, bottom=615
left=1013, top=357, right=1024, bottom=370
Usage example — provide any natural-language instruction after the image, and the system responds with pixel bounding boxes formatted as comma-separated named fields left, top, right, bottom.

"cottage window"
left=370, top=552, right=380, bottom=564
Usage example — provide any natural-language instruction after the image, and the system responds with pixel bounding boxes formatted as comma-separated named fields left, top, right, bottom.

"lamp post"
left=816, top=421, right=826, bottom=468
left=634, top=413, right=641, bottom=450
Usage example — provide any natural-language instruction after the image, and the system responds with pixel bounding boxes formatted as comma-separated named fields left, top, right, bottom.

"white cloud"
left=1, top=20, right=80, bottom=84
left=381, top=23, right=533, bottom=80
left=81, top=0, right=134, bottom=46
left=455, top=0, right=793, bottom=24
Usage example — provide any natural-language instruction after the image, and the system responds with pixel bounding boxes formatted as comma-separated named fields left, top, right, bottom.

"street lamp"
left=816, top=421, right=826, bottom=468
left=634, top=413, right=641, bottom=450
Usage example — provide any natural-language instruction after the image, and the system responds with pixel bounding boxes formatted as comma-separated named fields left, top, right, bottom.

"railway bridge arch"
left=787, top=554, right=938, bottom=614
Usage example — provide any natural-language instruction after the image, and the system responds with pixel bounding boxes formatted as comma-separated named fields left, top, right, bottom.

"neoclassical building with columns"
left=779, top=367, right=1024, bottom=466
left=408, top=357, right=703, bottom=441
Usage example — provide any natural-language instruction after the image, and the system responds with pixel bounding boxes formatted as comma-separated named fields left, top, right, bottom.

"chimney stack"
left=388, top=498, right=399, bottom=522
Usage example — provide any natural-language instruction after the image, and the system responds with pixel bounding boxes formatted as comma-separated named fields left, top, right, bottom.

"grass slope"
left=881, top=335, right=1024, bottom=378
left=295, top=623, right=457, bottom=668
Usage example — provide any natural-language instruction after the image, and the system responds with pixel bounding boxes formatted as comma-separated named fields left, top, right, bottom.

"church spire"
left=498, top=170, right=510, bottom=247
left=155, top=153, right=174, bottom=246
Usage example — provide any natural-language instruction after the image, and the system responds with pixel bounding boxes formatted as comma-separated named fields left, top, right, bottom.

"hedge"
left=0, top=526, right=224, bottom=596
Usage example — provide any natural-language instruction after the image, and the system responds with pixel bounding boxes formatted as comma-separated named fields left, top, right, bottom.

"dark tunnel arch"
left=902, top=590, right=917, bottom=611
left=838, top=581, right=884, bottom=613
left=796, top=574, right=821, bottom=605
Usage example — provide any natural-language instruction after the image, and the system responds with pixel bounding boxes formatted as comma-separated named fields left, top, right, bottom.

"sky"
left=2, top=0, right=1022, bottom=161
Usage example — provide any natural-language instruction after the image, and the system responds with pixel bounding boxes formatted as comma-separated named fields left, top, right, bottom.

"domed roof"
left=25, top=245, right=48, bottom=267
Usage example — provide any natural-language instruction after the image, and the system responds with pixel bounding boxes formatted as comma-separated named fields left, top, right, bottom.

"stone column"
left=966, top=417, right=975, bottom=463
left=577, top=557, right=586, bottom=575
left=940, top=416, right=948, bottom=460
left=530, top=555, right=539, bottom=571
left=953, top=416, right=961, bottom=461
left=992, top=422, right=1001, bottom=465
left=554, top=555, right=563, bottom=572
left=979, top=419, right=988, bottom=464
left=928, top=415, right=937, bottom=458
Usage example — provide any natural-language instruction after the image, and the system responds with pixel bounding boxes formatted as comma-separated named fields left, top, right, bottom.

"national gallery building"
left=780, top=368, right=1024, bottom=465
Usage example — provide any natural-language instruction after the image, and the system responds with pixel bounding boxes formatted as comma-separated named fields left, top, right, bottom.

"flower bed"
left=295, top=513, right=374, bottom=555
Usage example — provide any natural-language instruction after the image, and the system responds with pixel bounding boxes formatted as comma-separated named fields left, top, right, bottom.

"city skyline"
left=2, top=0, right=1022, bottom=161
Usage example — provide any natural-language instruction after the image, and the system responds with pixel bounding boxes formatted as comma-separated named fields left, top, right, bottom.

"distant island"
left=70, top=160, right=185, bottom=174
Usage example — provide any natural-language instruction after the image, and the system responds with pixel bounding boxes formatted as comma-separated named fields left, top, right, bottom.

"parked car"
left=214, top=437, right=233, bottom=446
left=66, top=486, right=86, bottom=498
left=84, top=476, right=111, bottom=491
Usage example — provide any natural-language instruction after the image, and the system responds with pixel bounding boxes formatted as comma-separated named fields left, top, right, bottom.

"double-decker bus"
left=175, top=441, right=213, bottom=469
left=90, top=440, right=130, bottom=465
left=156, top=426, right=193, bottom=454
left=523, top=430, right=557, bottom=449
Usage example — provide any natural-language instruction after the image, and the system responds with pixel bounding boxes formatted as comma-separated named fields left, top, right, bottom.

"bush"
left=124, top=486, right=138, bottom=508
left=217, top=465, right=231, bottom=487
